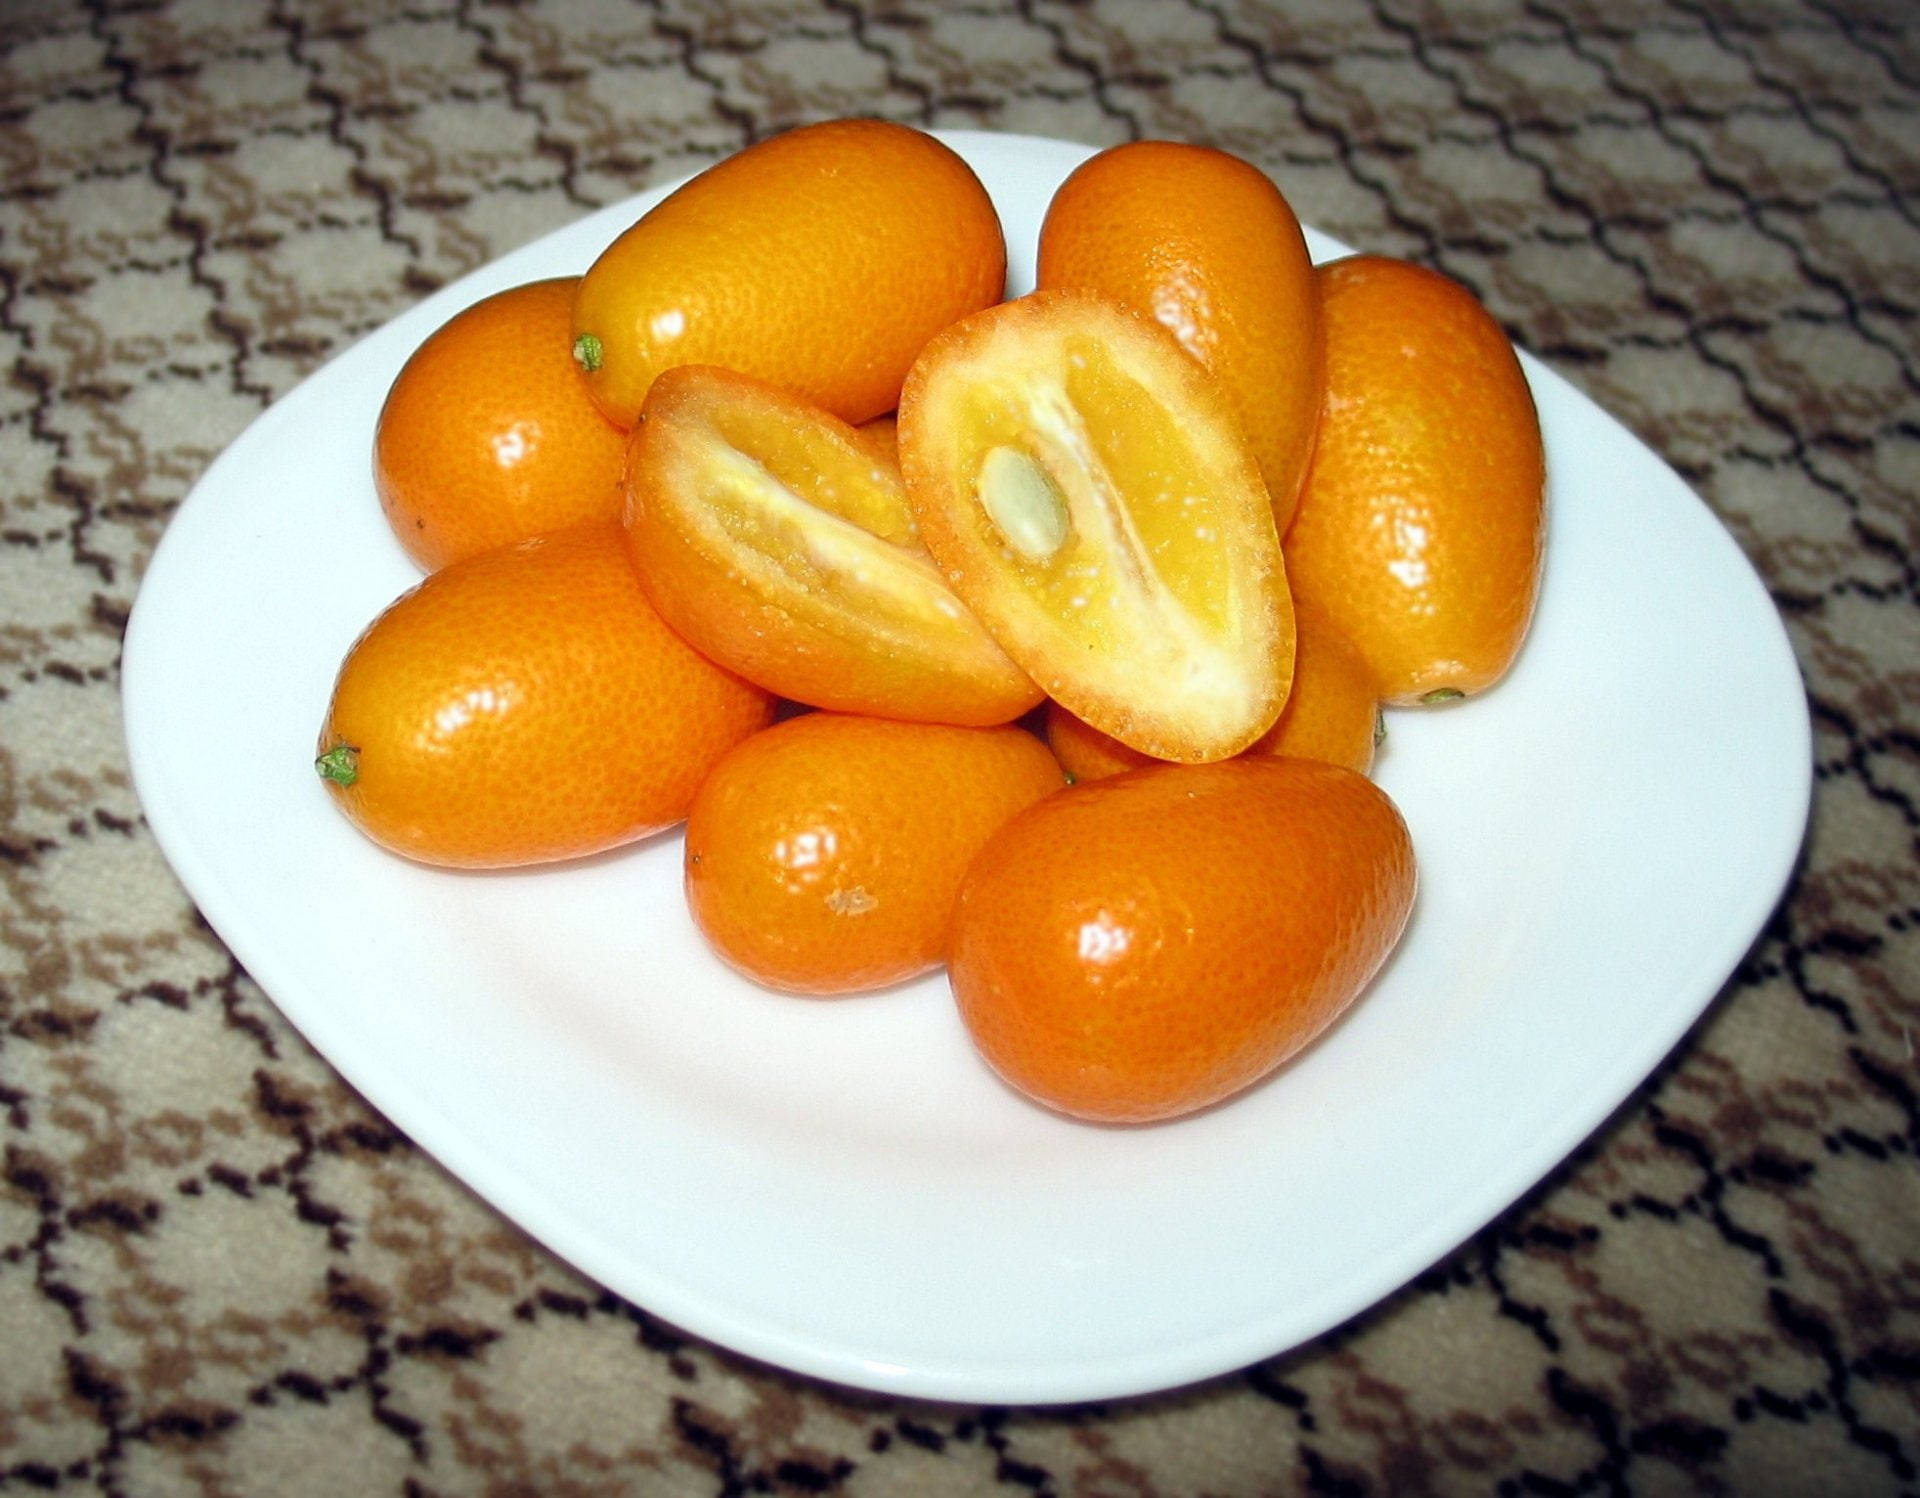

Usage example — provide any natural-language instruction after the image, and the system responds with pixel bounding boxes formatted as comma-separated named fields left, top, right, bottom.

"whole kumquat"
left=374, top=277, right=627, bottom=571
left=684, top=712, right=1065, bottom=995
left=572, top=118, right=1006, bottom=430
left=949, top=757, right=1416, bottom=1123
left=316, top=524, right=775, bottom=868
left=1285, top=255, right=1546, bottom=705
left=1258, top=603, right=1381, bottom=774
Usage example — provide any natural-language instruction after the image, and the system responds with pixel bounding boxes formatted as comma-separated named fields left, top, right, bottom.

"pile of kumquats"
left=314, top=119, right=1545, bottom=1126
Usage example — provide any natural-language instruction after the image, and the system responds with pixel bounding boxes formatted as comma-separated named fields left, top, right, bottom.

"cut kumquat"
left=624, top=365, right=1041, bottom=726
left=898, top=290, right=1294, bottom=764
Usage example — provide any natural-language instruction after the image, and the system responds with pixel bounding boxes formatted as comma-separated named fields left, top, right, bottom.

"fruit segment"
left=623, top=365, right=1042, bottom=726
left=899, top=290, right=1294, bottom=763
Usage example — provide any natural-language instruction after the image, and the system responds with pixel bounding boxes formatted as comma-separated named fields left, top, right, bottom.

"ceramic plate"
left=122, top=132, right=1812, bottom=1404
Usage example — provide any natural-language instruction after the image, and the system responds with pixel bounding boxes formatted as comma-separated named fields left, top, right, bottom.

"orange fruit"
left=1255, top=603, right=1381, bottom=773
left=1284, top=255, right=1546, bottom=705
left=1042, top=699, right=1154, bottom=784
left=623, top=365, right=1041, bottom=726
left=1036, top=140, right=1323, bottom=529
left=949, top=757, right=1416, bottom=1124
left=374, top=278, right=627, bottom=571
left=684, top=713, right=1065, bottom=995
left=571, top=118, right=1006, bottom=430
left=1044, top=601, right=1382, bottom=780
left=316, top=524, right=775, bottom=868
left=898, top=289, right=1293, bottom=764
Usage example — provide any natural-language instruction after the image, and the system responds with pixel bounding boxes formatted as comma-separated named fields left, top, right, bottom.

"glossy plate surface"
left=123, top=132, right=1812, bottom=1404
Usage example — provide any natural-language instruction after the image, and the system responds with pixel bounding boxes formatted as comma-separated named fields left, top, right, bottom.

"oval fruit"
left=949, top=757, right=1416, bottom=1123
left=624, top=365, right=1040, bottom=726
left=1041, top=699, right=1154, bottom=784
left=374, top=278, right=627, bottom=571
left=1037, top=139, right=1323, bottom=529
left=571, top=118, right=1006, bottom=429
left=684, top=713, right=1065, bottom=995
left=1259, top=603, right=1382, bottom=773
left=316, top=524, right=775, bottom=868
left=898, top=289, right=1294, bottom=764
left=1285, top=255, right=1546, bottom=705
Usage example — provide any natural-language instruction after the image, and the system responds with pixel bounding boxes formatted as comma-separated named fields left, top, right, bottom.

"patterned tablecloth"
left=4, top=2, right=1917, bottom=1493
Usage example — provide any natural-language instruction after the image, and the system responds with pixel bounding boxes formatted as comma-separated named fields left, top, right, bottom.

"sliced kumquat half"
left=898, top=290, right=1294, bottom=763
left=622, top=365, right=1042, bottom=727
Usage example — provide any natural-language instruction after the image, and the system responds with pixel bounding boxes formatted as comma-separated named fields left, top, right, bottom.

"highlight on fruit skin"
left=315, top=524, right=775, bottom=869
left=1285, top=253, right=1546, bottom=706
left=570, top=117, right=1007, bottom=430
left=622, top=364, right=1042, bottom=727
left=948, top=756, right=1417, bottom=1125
left=897, top=288, right=1294, bottom=765
left=683, top=712, right=1066, bottom=995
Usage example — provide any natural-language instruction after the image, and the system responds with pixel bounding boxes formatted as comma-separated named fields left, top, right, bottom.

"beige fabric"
left=4, top=1, right=1918, bottom=1492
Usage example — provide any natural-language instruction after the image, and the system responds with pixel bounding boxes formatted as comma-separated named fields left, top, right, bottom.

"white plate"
left=123, top=131, right=1812, bottom=1404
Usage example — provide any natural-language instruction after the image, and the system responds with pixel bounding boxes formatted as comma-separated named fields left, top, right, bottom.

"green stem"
left=315, top=744, right=359, bottom=787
